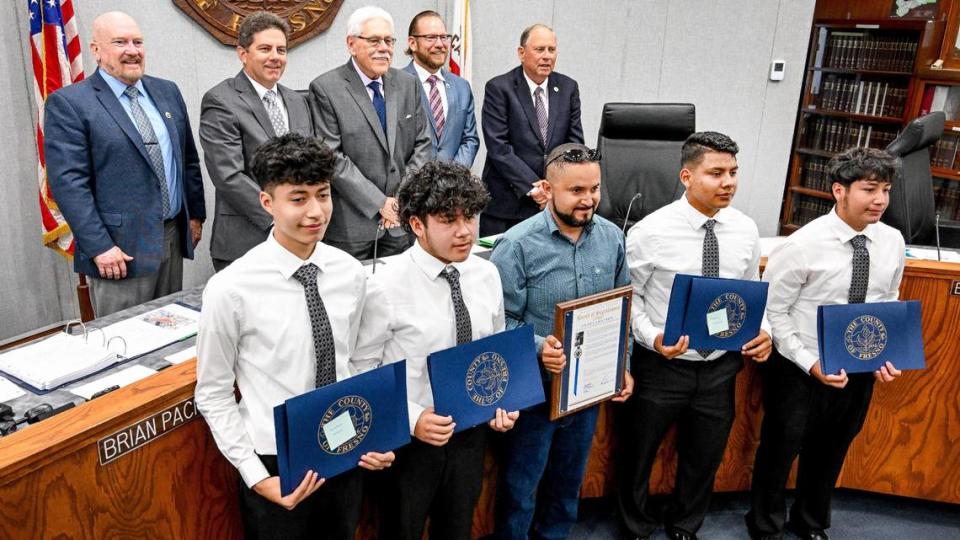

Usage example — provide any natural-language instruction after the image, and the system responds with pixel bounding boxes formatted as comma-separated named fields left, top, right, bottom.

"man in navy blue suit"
left=479, top=24, right=584, bottom=236
left=45, top=11, right=205, bottom=316
left=402, top=10, right=479, bottom=168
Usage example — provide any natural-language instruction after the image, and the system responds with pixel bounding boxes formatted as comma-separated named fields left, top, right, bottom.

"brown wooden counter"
left=1, top=259, right=956, bottom=539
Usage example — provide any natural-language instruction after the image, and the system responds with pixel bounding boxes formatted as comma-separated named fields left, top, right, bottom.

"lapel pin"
left=164, top=111, right=172, bottom=118
left=405, top=114, right=412, bottom=119
left=553, top=86, right=559, bottom=93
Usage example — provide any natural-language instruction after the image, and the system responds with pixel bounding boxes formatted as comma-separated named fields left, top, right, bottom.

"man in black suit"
left=200, top=12, right=314, bottom=271
left=479, top=24, right=584, bottom=236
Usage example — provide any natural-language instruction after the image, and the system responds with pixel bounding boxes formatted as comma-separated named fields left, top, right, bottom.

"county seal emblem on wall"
left=465, top=352, right=509, bottom=407
left=316, top=395, right=372, bottom=454
left=844, top=315, right=887, bottom=361
left=173, top=0, right=345, bottom=48
left=707, top=292, right=747, bottom=338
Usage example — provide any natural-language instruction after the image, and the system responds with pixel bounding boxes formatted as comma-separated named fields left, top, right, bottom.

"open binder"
left=0, top=303, right=199, bottom=393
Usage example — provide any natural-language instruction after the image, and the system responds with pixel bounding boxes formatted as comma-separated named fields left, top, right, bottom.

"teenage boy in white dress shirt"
left=353, top=160, right=519, bottom=540
left=195, top=133, right=395, bottom=540
left=746, top=147, right=904, bottom=540
left=620, top=131, right=772, bottom=540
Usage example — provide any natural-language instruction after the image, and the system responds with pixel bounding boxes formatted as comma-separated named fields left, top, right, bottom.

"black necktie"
left=440, top=266, right=472, bottom=345
left=698, top=219, right=719, bottom=358
left=849, top=235, right=869, bottom=304
left=292, top=263, right=337, bottom=388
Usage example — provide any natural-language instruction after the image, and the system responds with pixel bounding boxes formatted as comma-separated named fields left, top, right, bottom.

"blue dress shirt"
left=490, top=208, right=630, bottom=354
left=99, top=70, right=181, bottom=219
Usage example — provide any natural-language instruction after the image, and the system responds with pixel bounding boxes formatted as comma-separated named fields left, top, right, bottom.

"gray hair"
left=346, top=6, right=394, bottom=37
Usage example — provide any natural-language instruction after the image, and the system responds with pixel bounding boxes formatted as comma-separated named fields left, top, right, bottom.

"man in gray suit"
left=309, top=6, right=433, bottom=259
left=200, top=12, right=313, bottom=271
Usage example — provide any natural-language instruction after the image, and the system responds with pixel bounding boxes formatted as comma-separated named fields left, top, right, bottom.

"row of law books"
left=933, top=179, right=960, bottom=222
left=823, top=31, right=916, bottom=72
left=804, top=117, right=898, bottom=153
left=0, top=303, right=199, bottom=392
left=815, top=76, right=907, bottom=118
left=930, top=135, right=960, bottom=170
left=799, top=157, right=831, bottom=193
left=791, top=196, right=833, bottom=227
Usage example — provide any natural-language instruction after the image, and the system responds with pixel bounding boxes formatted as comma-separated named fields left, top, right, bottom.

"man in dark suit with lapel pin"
left=200, top=12, right=314, bottom=271
left=479, top=24, right=584, bottom=236
left=309, top=6, right=433, bottom=260
left=402, top=10, right=479, bottom=168
left=44, top=11, right=205, bottom=316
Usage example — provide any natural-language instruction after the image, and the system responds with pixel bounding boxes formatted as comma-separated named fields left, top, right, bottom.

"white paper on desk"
left=164, top=345, right=197, bottom=365
left=69, top=364, right=157, bottom=400
left=0, top=375, right=25, bottom=402
left=0, top=333, right=122, bottom=391
left=100, top=303, right=200, bottom=358
left=904, top=247, right=960, bottom=263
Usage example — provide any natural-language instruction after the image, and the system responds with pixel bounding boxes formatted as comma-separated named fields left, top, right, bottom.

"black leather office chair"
left=596, top=103, right=695, bottom=232
left=883, top=111, right=943, bottom=245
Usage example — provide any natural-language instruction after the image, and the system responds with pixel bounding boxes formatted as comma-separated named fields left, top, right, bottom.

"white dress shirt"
left=352, top=58, right=385, bottom=101
left=353, top=242, right=506, bottom=434
left=195, top=232, right=367, bottom=488
left=523, top=71, right=549, bottom=118
left=244, top=72, right=288, bottom=133
left=412, top=61, right=447, bottom=119
left=626, top=194, right=769, bottom=361
left=763, top=208, right=905, bottom=373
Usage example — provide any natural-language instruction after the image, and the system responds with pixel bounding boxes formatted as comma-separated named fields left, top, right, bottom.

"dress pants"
left=89, top=219, right=183, bottom=317
left=746, top=350, right=875, bottom=538
left=494, top=403, right=600, bottom=540
left=378, top=426, right=487, bottom=540
left=325, top=230, right=411, bottom=260
left=617, top=346, right=743, bottom=537
left=479, top=214, right=525, bottom=237
left=239, top=454, right=363, bottom=540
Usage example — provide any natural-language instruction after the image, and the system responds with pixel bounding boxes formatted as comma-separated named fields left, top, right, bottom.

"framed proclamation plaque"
left=550, top=285, right=632, bottom=420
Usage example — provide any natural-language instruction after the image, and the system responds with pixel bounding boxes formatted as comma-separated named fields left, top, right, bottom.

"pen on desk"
left=91, top=385, right=120, bottom=399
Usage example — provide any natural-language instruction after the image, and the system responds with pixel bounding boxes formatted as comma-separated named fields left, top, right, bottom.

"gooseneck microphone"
left=621, top=192, right=644, bottom=235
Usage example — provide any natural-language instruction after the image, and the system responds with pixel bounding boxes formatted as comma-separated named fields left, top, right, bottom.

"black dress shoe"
left=787, top=522, right=829, bottom=540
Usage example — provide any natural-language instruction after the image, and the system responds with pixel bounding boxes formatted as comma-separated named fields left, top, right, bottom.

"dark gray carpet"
left=570, top=489, right=960, bottom=539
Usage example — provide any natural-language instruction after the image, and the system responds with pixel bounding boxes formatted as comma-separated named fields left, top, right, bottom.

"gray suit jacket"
left=309, top=60, right=433, bottom=243
left=199, top=71, right=313, bottom=262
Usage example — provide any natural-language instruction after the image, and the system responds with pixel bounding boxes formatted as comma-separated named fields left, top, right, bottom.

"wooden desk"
left=1, top=260, right=957, bottom=539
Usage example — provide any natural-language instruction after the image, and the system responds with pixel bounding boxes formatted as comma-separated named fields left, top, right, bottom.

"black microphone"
left=935, top=213, right=942, bottom=262
left=621, top=192, right=644, bottom=235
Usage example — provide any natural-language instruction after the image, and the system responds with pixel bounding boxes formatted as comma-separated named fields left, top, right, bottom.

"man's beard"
left=554, top=205, right=595, bottom=228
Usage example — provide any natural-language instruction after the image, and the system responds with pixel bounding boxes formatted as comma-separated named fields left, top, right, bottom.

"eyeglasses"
left=545, top=147, right=601, bottom=168
left=355, top=35, right=396, bottom=47
left=411, top=34, right=453, bottom=44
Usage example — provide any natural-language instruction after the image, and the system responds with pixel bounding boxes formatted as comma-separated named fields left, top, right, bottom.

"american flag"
left=30, top=0, right=84, bottom=258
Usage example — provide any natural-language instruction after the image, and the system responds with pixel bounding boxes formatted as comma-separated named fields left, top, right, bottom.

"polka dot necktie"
left=698, top=219, right=719, bottom=358
left=293, top=263, right=337, bottom=388
left=848, top=235, right=869, bottom=304
left=262, top=90, right=288, bottom=136
left=440, top=266, right=472, bottom=345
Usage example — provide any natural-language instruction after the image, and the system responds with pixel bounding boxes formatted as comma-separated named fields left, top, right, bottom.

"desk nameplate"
left=97, top=397, right=198, bottom=465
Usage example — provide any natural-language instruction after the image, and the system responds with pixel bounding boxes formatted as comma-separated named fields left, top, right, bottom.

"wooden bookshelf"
left=780, top=19, right=926, bottom=234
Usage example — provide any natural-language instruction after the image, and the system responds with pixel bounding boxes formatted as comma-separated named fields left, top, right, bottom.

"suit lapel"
left=92, top=71, right=152, bottom=166
left=514, top=67, right=544, bottom=149
left=440, top=71, right=458, bottom=146
left=383, top=70, right=399, bottom=157
left=546, top=73, right=560, bottom=146
left=234, top=72, right=277, bottom=137
left=342, top=62, right=388, bottom=152
left=278, top=84, right=310, bottom=135
left=405, top=62, right=439, bottom=144
left=141, top=76, right=182, bottom=171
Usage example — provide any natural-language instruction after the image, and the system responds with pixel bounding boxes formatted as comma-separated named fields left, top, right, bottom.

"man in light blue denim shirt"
left=490, top=143, right=633, bottom=540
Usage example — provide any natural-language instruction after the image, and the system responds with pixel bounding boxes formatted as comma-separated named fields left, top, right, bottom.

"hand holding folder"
left=663, top=274, right=769, bottom=352
left=817, top=300, right=925, bottom=376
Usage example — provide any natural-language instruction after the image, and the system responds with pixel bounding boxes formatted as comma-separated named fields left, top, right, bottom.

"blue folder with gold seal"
left=427, top=326, right=545, bottom=433
left=274, top=361, right=410, bottom=496
left=663, top=274, right=769, bottom=351
left=817, top=300, right=925, bottom=375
